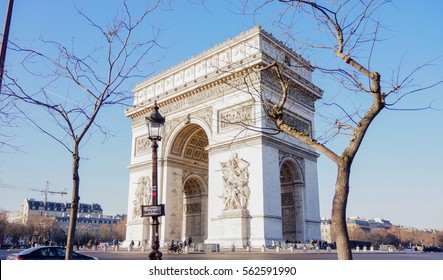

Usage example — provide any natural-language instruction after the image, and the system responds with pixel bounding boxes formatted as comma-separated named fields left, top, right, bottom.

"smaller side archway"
left=280, top=159, right=305, bottom=243
left=182, top=175, right=208, bottom=244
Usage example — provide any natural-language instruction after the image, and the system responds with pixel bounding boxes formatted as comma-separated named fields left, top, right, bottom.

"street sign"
left=141, top=204, right=165, bottom=217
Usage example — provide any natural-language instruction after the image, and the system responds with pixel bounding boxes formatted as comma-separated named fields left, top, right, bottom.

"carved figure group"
left=220, top=154, right=250, bottom=210
left=132, top=176, right=152, bottom=218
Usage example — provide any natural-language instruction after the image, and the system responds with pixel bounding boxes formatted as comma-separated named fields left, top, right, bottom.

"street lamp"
left=146, top=101, right=165, bottom=260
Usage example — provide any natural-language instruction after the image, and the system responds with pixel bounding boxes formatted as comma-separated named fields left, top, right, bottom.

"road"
left=2, top=248, right=443, bottom=260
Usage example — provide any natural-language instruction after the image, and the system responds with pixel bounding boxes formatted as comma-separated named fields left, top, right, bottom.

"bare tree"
left=238, top=0, right=443, bottom=259
left=0, top=209, right=8, bottom=237
left=0, top=93, right=17, bottom=153
left=112, top=215, right=127, bottom=242
left=347, top=226, right=368, bottom=242
left=3, top=1, right=165, bottom=259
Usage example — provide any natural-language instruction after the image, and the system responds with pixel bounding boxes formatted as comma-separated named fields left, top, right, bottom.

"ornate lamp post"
left=145, top=101, right=165, bottom=260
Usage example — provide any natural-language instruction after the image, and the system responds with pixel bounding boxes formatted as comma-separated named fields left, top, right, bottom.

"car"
left=0, top=244, right=13, bottom=250
left=423, top=246, right=442, bottom=252
left=6, top=246, right=98, bottom=260
left=15, top=244, right=30, bottom=249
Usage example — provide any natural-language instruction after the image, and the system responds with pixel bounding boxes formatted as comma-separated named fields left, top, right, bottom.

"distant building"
left=347, top=217, right=392, bottom=231
left=3, top=198, right=124, bottom=246
left=21, top=198, right=103, bottom=223
left=347, top=217, right=371, bottom=232
left=5, top=210, right=22, bottom=224
left=55, top=215, right=125, bottom=233
left=8, top=198, right=124, bottom=232
left=367, top=217, right=393, bottom=229
left=321, top=217, right=393, bottom=243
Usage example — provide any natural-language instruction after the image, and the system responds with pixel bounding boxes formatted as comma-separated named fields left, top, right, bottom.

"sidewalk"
left=78, top=244, right=342, bottom=255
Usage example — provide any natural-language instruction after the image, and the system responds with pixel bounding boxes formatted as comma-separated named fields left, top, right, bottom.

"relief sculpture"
left=220, top=153, right=250, bottom=210
left=132, top=176, right=152, bottom=219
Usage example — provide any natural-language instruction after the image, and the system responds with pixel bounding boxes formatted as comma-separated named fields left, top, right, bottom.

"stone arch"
left=170, top=124, right=208, bottom=163
left=164, top=117, right=212, bottom=158
left=182, top=175, right=208, bottom=244
left=280, top=157, right=304, bottom=184
left=164, top=123, right=209, bottom=245
left=280, top=158, right=305, bottom=243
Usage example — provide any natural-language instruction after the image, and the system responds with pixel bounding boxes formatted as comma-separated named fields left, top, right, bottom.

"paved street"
left=3, top=248, right=442, bottom=260
left=88, top=251, right=443, bottom=260
left=86, top=249, right=443, bottom=260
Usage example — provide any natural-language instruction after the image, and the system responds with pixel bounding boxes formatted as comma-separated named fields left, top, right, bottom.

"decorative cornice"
left=133, top=25, right=264, bottom=91
left=126, top=26, right=322, bottom=119
left=125, top=67, right=256, bottom=120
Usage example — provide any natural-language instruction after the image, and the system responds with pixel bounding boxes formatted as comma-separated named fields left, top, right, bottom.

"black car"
left=6, top=246, right=98, bottom=260
left=423, top=246, right=442, bottom=252
left=0, top=244, right=13, bottom=250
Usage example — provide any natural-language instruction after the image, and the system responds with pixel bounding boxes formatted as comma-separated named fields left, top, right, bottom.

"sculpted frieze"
left=260, top=72, right=315, bottom=110
left=158, top=74, right=257, bottom=117
left=132, top=116, right=146, bottom=127
left=218, top=103, right=255, bottom=132
left=134, top=135, right=150, bottom=156
left=220, top=153, right=251, bottom=210
left=265, top=113, right=311, bottom=137
left=130, top=73, right=259, bottom=129
left=282, top=114, right=311, bottom=136
left=132, top=176, right=152, bottom=219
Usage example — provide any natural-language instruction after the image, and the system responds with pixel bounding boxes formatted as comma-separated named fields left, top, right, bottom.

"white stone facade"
left=124, top=26, right=322, bottom=248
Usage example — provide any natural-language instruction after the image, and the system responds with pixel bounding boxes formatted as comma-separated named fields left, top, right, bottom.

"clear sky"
left=0, top=0, right=442, bottom=230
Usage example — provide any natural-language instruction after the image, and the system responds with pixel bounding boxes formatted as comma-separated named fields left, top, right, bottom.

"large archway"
left=168, top=124, right=209, bottom=244
left=183, top=177, right=207, bottom=244
left=280, top=160, right=305, bottom=243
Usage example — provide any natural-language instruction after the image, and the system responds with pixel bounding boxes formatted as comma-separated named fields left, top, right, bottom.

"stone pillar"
left=215, top=209, right=251, bottom=248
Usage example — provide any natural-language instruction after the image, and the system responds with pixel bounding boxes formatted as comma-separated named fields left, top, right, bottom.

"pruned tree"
left=25, top=214, right=60, bottom=245
left=0, top=210, right=8, bottom=237
left=5, top=221, right=26, bottom=245
left=111, top=215, right=127, bottom=242
left=237, top=0, right=443, bottom=259
left=3, top=1, right=165, bottom=259
left=98, top=224, right=113, bottom=242
left=347, top=225, right=368, bottom=242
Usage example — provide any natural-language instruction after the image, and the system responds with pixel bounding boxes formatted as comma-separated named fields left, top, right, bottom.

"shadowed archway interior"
left=170, top=124, right=208, bottom=244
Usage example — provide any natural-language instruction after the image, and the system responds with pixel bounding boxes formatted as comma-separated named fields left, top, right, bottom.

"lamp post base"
left=148, top=250, right=163, bottom=260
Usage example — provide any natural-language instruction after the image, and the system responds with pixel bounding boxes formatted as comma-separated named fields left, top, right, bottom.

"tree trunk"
left=65, top=149, right=80, bottom=260
left=332, top=157, right=353, bottom=260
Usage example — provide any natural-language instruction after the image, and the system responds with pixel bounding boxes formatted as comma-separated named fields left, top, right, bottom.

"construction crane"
left=0, top=181, right=68, bottom=204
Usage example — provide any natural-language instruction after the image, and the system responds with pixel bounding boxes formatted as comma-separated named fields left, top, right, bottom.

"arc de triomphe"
left=123, top=26, right=322, bottom=248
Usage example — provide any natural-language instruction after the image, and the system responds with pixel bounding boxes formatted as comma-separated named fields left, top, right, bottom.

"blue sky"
left=0, top=0, right=442, bottom=230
